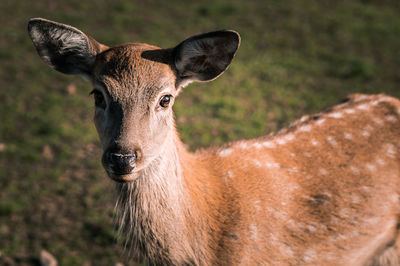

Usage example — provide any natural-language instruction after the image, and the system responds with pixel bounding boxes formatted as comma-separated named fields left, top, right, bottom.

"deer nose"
left=108, top=152, right=137, bottom=175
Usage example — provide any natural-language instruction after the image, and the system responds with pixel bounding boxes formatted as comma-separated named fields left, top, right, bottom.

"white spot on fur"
left=372, top=117, right=384, bottom=126
left=319, top=223, right=328, bottom=231
left=365, top=216, right=380, bottom=225
left=303, top=152, right=312, bottom=158
left=262, top=141, right=275, bottom=148
left=316, top=119, right=326, bottom=126
left=344, top=109, right=356, bottom=114
left=327, top=136, right=337, bottom=146
left=288, top=167, right=298, bottom=173
left=254, top=200, right=261, bottom=211
left=284, top=134, right=295, bottom=142
left=287, top=219, right=298, bottom=231
left=362, top=185, right=371, bottom=191
left=306, top=223, right=318, bottom=233
left=346, top=231, right=360, bottom=239
left=382, top=205, right=390, bottom=213
left=330, top=233, right=346, bottom=243
left=298, top=125, right=312, bottom=132
left=311, top=139, right=319, bottom=146
left=253, top=142, right=263, bottom=149
left=365, top=124, right=374, bottom=131
left=371, top=100, right=380, bottom=106
left=376, top=158, right=385, bottom=166
left=300, top=116, right=308, bottom=123
left=253, top=160, right=262, bottom=167
left=366, top=163, right=376, bottom=172
left=329, top=112, right=343, bottom=118
left=361, top=130, right=370, bottom=137
left=226, top=171, right=233, bottom=178
left=354, top=95, right=369, bottom=102
left=357, top=104, right=369, bottom=110
left=269, top=233, right=278, bottom=244
left=219, top=148, right=233, bottom=157
left=385, top=115, right=397, bottom=123
left=343, top=132, right=352, bottom=140
left=385, top=144, right=397, bottom=158
left=273, top=163, right=281, bottom=168
left=249, top=223, right=258, bottom=240
left=391, top=195, right=399, bottom=204
left=303, top=249, right=316, bottom=262
left=330, top=216, right=339, bottom=226
left=275, top=210, right=288, bottom=220
left=287, top=183, right=299, bottom=191
left=339, top=208, right=351, bottom=218
left=278, top=128, right=288, bottom=134
left=351, top=194, right=360, bottom=204
left=350, top=166, right=360, bottom=175
left=267, top=207, right=288, bottom=220
left=280, top=245, right=294, bottom=257
left=277, top=138, right=287, bottom=145
left=319, top=168, right=328, bottom=175
left=325, top=252, right=336, bottom=261
left=239, top=142, right=249, bottom=150
left=265, top=162, right=275, bottom=168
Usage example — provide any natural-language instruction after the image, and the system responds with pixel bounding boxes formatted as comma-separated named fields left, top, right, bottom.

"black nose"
left=108, top=152, right=137, bottom=175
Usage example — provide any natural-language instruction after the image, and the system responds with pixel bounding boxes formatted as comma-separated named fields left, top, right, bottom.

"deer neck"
left=115, top=128, right=221, bottom=264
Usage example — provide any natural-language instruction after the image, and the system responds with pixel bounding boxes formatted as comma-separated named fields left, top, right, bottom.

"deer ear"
left=173, top=30, right=240, bottom=86
left=27, top=18, right=108, bottom=78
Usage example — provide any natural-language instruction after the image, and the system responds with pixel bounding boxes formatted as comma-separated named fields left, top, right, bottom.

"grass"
left=1, top=0, right=400, bottom=265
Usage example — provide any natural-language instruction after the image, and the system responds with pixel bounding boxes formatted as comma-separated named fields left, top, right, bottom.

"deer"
left=28, top=18, right=400, bottom=266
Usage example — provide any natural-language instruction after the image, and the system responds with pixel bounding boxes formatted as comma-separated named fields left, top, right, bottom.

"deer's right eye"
left=90, top=90, right=106, bottom=109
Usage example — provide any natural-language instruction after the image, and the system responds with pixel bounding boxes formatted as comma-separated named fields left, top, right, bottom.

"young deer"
left=28, top=18, right=400, bottom=266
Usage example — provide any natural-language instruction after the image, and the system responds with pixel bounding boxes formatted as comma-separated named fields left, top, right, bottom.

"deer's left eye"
left=159, top=95, right=172, bottom=108
left=90, top=90, right=106, bottom=109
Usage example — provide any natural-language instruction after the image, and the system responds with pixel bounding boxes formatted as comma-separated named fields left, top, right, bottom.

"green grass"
left=1, top=0, right=400, bottom=265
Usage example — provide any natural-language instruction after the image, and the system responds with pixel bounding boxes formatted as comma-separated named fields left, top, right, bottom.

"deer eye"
left=159, top=95, right=172, bottom=108
left=90, top=89, right=106, bottom=109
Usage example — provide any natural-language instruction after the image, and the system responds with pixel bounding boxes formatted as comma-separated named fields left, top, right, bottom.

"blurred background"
left=1, top=0, right=400, bottom=265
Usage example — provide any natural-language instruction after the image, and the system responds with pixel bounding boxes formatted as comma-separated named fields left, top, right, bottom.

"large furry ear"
left=27, top=18, right=108, bottom=77
left=173, top=30, right=240, bottom=86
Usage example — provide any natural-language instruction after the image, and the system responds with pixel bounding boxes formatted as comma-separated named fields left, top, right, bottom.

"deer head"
left=28, top=18, right=240, bottom=183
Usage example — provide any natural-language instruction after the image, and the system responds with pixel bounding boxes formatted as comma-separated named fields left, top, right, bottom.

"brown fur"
left=28, top=18, right=400, bottom=265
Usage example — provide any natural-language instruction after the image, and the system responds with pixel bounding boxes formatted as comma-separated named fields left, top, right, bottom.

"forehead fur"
left=92, top=43, right=177, bottom=103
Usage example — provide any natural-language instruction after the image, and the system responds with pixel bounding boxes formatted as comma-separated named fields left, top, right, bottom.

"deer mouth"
left=107, top=171, right=140, bottom=183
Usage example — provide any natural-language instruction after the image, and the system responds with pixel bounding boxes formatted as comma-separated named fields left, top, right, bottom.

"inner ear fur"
left=27, top=18, right=108, bottom=76
left=173, top=30, right=240, bottom=85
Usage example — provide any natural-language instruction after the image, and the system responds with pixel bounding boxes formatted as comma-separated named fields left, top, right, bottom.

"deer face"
left=91, top=46, right=178, bottom=181
left=28, top=18, right=240, bottom=182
